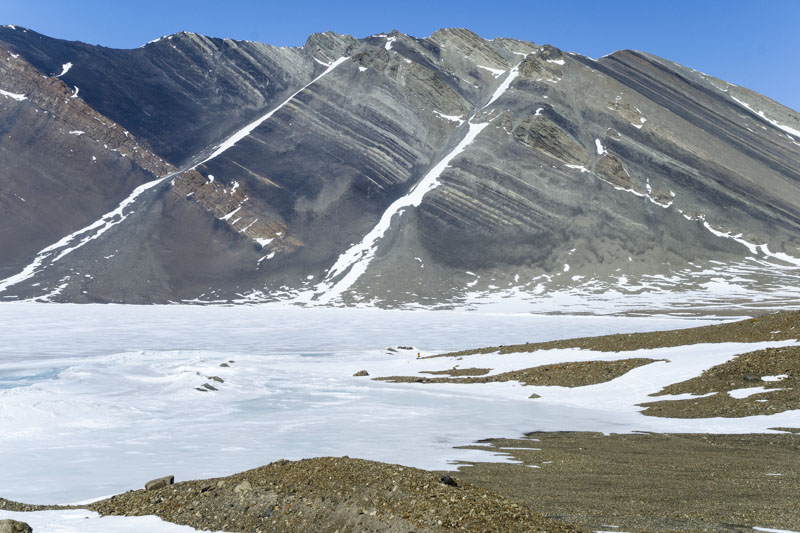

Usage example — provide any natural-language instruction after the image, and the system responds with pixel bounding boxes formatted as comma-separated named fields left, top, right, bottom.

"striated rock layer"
left=0, top=26, right=798, bottom=309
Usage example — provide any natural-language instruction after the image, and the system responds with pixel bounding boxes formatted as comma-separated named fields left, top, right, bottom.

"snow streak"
left=309, top=60, right=525, bottom=303
left=0, top=57, right=351, bottom=295
left=0, top=173, right=177, bottom=294
left=192, top=57, right=349, bottom=169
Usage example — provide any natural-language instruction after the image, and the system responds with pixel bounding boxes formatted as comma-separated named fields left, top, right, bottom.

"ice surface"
left=0, top=304, right=729, bottom=504
left=0, top=510, right=219, bottom=533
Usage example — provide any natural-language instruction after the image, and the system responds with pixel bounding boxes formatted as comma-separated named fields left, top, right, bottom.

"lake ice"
left=1, top=303, right=796, bottom=511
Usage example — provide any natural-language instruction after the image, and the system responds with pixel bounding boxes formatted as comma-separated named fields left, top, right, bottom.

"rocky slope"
left=1, top=26, right=799, bottom=309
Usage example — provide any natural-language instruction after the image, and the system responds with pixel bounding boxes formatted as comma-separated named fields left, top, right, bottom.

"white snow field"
left=0, top=509, right=223, bottom=533
left=0, top=303, right=797, bottom=532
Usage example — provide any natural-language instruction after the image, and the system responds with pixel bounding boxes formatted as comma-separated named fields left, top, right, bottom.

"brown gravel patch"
left=1, top=458, right=582, bottom=533
left=376, top=358, right=657, bottom=388
left=454, top=432, right=800, bottom=532
left=435, top=310, right=800, bottom=357
left=640, top=345, right=799, bottom=418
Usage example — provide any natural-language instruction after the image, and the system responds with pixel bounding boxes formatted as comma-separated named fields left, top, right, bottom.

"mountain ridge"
left=1, top=26, right=799, bottom=312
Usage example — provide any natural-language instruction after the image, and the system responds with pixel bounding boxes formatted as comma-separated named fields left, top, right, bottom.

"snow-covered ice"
left=0, top=303, right=733, bottom=505
left=0, top=509, right=219, bottom=533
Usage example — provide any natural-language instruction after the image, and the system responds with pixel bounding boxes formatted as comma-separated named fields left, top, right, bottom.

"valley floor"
left=1, top=307, right=798, bottom=532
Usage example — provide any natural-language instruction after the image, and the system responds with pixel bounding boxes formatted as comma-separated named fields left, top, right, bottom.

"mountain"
left=1, top=26, right=799, bottom=311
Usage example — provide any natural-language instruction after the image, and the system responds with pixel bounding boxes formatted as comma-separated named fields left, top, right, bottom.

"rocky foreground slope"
left=1, top=26, right=799, bottom=308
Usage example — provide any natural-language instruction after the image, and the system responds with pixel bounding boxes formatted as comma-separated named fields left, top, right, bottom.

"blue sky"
left=3, top=0, right=799, bottom=111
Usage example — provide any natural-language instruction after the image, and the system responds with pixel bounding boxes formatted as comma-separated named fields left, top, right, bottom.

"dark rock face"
left=0, top=42, right=172, bottom=280
left=1, top=26, right=798, bottom=309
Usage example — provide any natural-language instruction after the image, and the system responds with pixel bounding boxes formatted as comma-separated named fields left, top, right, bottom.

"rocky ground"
left=642, top=344, right=799, bottom=418
left=1, top=458, right=580, bottom=533
left=439, top=310, right=800, bottom=356
left=376, top=358, right=659, bottom=388
left=456, top=431, right=799, bottom=532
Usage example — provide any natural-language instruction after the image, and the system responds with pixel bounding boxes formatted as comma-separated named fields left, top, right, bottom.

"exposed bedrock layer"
left=1, top=26, right=799, bottom=304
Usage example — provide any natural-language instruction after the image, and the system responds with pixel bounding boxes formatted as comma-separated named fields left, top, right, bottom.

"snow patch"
left=483, top=60, right=524, bottom=109
left=69, top=130, right=85, bottom=136
left=595, top=138, right=607, bottom=155
left=476, top=64, right=505, bottom=78
left=432, top=110, right=464, bottom=126
left=56, top=62, right=73, bottom=77
left=220, top=205, right=243, bottom=221
left=0, top=89, right=27, bottom=101
left=384, top=36, right=396, bottom=50
left=565, top=164, right=590, bottom=173
left=0, top=509, right=218, bottom=533
left=728, top=386, right=786, bottom=399
left=731, top=96, right=800, bottom=137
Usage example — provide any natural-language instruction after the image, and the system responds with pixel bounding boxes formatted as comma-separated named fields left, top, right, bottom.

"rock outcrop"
left=1, top=26, right=799, bottom=309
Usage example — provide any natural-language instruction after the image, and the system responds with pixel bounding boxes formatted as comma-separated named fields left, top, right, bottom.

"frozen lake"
left=0, top=303, right=753, bottom=504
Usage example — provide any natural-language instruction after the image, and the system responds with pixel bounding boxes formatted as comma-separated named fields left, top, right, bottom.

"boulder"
left=353, top=370, right=369, bottom=377
left=145, top=475, right=175, bottom=491
left=0, top=519, right=33, bottom=533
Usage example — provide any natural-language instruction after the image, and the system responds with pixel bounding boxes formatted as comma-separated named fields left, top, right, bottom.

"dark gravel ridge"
left=434, top=310, right=800, bottom=357
left=641, top=344, right=799, bottom=418
left=457, top=432, right=800, bottom=532
left=376, top=358, right=658, bottom=387
left=2, top=458, right=583, bottom=533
